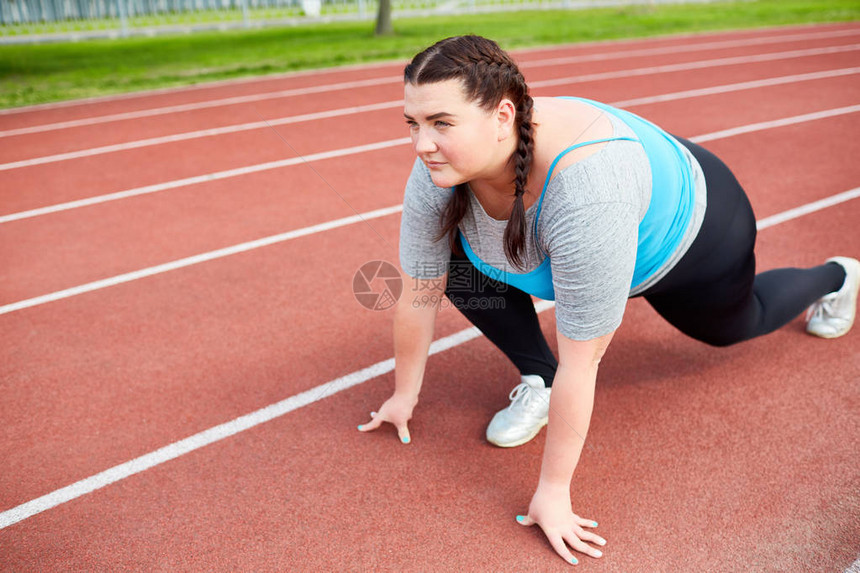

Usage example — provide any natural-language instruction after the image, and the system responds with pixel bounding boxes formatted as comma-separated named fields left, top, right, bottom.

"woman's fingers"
left=358, top=412, right=411, bottom=444
left=572, top=515, right=606, bottom=546
left=515, top=515, right=535, bottom=526
left=397, top=425, right=411, bottom=444
left=562, top=529, right=604, bottom=559
left=357, top=414, right=383, bottom=432
left=575, top=515, right=599, bottom=529
left=545, top=531, right=580, bottom=566
left=576, top=528, right=607, bottom=548
left=517, top=514, right=605, bottom=564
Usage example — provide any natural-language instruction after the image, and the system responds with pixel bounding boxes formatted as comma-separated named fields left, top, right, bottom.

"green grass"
left=0, top=0, right=857, bottom=109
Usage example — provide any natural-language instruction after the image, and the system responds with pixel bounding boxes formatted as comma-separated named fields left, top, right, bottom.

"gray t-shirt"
left=399, top=112, right=706, bottom=341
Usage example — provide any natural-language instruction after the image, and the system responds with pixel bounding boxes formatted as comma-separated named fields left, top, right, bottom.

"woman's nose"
left=413, top=128, right=437, bottom=154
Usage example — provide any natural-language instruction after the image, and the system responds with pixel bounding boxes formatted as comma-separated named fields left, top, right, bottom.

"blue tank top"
left=458, top=97, right=697, bottom=301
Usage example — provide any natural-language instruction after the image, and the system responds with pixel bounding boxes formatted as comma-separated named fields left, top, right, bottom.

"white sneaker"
left=486, top=375, right=551, bottom=448
left=806, top=256, right=860, bottom=339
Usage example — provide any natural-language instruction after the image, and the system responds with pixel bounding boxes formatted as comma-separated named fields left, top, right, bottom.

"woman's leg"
left=445, top=243, right=558, bottom=385
left=446, top=242, right=557, bottom=447
left=642, top=136, right=846, bottom=346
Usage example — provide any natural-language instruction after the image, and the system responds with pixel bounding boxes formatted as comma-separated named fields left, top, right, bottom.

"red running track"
left=1, top=23, right=858, bottom=572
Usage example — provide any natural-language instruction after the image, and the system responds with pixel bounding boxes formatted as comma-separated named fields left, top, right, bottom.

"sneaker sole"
left=486, top=416, right=548, bottom=448
left=807, top=317, right=855, bottom=338
left=809, top=329, right=852, bottom=339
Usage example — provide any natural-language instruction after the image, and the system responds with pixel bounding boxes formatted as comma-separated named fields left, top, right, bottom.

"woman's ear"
left=496, top=98, right=517, bottom=140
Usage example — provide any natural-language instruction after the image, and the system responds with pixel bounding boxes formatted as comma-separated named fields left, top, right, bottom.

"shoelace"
left=806, top=292, right=838, bottom=322
left=507, top=382, right=545, bottom=412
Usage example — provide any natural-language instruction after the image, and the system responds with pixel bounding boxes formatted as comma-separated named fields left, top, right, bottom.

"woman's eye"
left=435, top=121, right=451, bottom=128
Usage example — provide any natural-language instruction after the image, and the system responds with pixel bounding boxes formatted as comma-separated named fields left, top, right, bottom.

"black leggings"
left=444, top=137, right=845, bottom=387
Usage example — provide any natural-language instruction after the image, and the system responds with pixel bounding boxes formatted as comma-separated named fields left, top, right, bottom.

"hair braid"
left=504, top=87, right=534, bottom=269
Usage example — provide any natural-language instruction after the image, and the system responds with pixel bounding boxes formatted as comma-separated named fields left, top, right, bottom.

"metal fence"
left=0, top=0, right=702, bottom=41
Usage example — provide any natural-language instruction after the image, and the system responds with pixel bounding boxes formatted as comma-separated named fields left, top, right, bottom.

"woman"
left=357, top=35, right=859, bottom=564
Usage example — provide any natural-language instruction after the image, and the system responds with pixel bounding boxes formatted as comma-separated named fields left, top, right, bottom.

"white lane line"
left=0, top=187, right=857, bottom=530
left=611, top=67, right=860, bottom=108
left=0, top=63, right=400, bottom=116
left=2, top=25, right=855, bottom=117
left=4, top=100, right=859, bottom=225
left=690, top=104, right=860, bottom=143
left=5, top=67, right=858, bottom=172
left=0, top=319, right=490, bottom=530
left=2, top=104, right=859, bottom=315
left=529, top=43, right=860, bottom=89
left=0, top=138, right=411, bottom=224
left=0, top=204, right=405, bottom=316
left=3, top=39, right=857, bottom=138
left=519, top=27, right=860, bottom=68
left=756, top=187, right=860, bottom=230
left=0, top=101, right=404, bottom=171
left=0, top=76, right=402, bottom=138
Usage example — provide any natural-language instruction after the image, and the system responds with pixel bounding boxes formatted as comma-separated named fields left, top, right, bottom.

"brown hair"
left=404, top=35, right=535, bottom=269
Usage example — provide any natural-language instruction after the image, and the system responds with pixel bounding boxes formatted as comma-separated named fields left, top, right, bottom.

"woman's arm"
left=518, top=329, right=612, bottom=565
left=358, top=272, right=447, bottom=443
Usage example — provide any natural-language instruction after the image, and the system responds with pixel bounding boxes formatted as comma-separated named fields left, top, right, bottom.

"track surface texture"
left=1, top=23, right=859, bottom=573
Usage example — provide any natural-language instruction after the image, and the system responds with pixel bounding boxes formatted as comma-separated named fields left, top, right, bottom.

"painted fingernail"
left=592, top=521, right=598, bottom=527
left=598, top=538, right=606, bottom=546
left=594, top=549, right=603, bottom=557
left=571, top=557, right=578, bottom=565
left=516, top=515, right=525, bottom=523
left=357, top=425, right=364, bottom=430
left=401, top=436, right=410, bottom=444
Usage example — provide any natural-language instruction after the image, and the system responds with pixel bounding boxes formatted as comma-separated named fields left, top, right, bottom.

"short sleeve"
left=399, top=159, right=452, bottom=279
left=545, top=201, right=638, bottom=341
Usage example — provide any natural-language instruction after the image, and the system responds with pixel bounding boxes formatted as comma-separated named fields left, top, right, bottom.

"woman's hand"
left=357, top=393, right=417, bottom=444
left=517, top=484, right=606, bottom=565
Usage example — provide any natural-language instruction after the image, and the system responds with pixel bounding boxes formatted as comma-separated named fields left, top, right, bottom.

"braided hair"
left=404, top=35, right=535, bottom=269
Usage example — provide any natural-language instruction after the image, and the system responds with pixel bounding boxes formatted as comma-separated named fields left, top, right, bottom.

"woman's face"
left=404, top=79, right=513, bottom=189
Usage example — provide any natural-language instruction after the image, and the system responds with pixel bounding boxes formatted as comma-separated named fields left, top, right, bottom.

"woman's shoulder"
left=535, top=119, right=650, bottom=227
left=530, top=97, right=618, bottom=184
